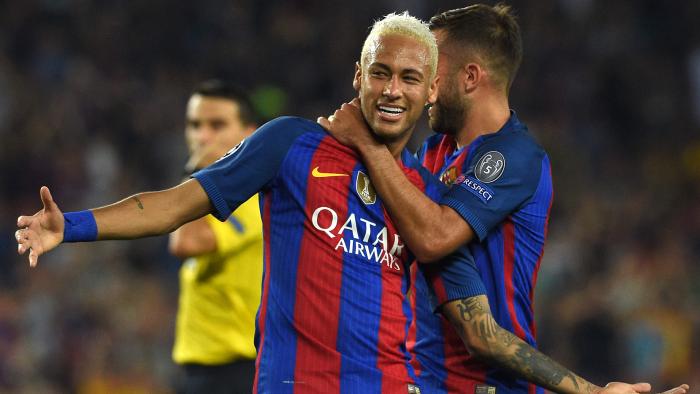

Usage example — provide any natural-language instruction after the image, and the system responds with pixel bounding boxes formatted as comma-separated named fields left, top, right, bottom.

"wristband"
left=63, top=210, right=98, bottom=243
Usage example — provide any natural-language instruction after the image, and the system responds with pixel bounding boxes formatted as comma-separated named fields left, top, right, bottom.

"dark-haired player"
left=320, top=4, right=689, bottom=394
left=169, top=80, right=262, bottom=394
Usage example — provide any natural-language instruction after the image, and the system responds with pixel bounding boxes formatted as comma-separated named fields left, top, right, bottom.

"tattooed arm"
left=443, top=296, right=599, bottom=394
left=442, top=297, right=690, bottom=394
left=93, top=179, right=212, bottom=239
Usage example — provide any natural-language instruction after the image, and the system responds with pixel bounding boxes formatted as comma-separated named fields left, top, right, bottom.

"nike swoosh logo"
left=311, top=166, right=349, bottom=178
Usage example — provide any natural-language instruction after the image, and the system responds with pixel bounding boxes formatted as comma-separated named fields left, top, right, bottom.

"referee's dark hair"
left=192, top=79, right=259, bottom=126
left=430, top=3, right=522, bottom=93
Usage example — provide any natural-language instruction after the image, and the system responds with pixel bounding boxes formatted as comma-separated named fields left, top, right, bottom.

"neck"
left=383, top=130, right=413, bottom=160
left=455, top=93, right=510, bottom=148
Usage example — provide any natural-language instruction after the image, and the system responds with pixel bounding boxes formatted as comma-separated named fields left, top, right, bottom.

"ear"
left=353, top=61, right=362, bottom=92
left=427, top=75, right=439, bottom=105
left=462, top=62, right=485, bottom=93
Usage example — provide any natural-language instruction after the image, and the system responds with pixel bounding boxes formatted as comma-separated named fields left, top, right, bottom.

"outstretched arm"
left=92, top=178, right=212, bottom=239
left=443, top=295, right=599, bottom=394
left=17, top=179, right=213, bottom=267
left=442, top=296, right=689, bottom=394
left=319, top=100, right=473, bottom=262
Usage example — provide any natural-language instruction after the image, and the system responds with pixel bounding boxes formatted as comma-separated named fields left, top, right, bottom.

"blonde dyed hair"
left=360, top=12, right=438, bottom=79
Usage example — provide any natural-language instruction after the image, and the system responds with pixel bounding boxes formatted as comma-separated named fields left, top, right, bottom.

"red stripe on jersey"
left=503, top=219, right=527, bottom=339
left=292, top=137, right=355, bottom=392
left=422, top=136, right=456, bottom=173
left=528, top=381, right=538, bottom=394
left=377, top=166, right=424, bottom=392
left=422, top=259, right=489, bottom=392
left=440, top=316, right=488, bottom=392
left=451, top=148, right=469, bottom=176
left=421, top=144, right=441, bottom=173
left=407, top=263, right=421, bottom=376
left=253, top=191, right=273, bottom=394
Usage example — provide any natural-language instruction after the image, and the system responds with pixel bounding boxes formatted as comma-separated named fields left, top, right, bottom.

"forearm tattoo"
left=132, top=196, right=144, bottom=210
left=450, top=298, right=598, bottom=394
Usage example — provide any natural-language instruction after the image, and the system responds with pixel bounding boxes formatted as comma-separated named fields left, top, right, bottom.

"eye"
left=403, top=75, right=421, bottom=84
left=211, top=121, right=227, bottom=130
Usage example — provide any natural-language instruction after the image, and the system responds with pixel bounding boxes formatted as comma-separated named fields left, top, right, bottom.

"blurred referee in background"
left=168, top=80, right=263, bottom=394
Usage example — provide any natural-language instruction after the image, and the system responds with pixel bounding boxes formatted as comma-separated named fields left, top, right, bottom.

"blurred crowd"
left=1, top=0, right=698, bottom=392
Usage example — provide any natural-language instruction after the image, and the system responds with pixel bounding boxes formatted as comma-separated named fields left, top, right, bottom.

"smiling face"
left=354, top=33, right=438, bottom=146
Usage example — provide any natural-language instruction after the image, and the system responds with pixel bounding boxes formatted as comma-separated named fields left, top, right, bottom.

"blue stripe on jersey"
left=510, top=153, right=552, bottom=342
left=336, top=163, right=384, bottom=393
left=472, top=225, right=513, bottom=328
left=255, top=132, right=321, bottom=393
left=412, top=271, right=448, bottom=393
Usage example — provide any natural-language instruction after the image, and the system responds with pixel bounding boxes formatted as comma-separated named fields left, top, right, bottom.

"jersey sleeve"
left=193, top=116, right=308, bottom=221
left=440, top=136, right=544, bottom=241
left=419, top=246, right=487, bottom=312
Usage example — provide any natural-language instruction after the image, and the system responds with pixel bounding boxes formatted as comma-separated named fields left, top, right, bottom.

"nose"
left=382, top=76, right=402, bottom=99
left=193, top=126, right=215, bottom=146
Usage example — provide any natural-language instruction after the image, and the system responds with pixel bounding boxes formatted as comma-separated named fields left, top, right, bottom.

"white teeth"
left=379, top=106, right=404, bottom=114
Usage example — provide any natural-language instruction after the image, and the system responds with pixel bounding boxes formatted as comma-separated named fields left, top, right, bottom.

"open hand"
left=599, top=382, right=689, bottom=394
left=16, top=186, right=65, bottom=267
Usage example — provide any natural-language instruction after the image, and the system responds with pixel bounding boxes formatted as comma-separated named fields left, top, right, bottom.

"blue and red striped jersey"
left=414, top=111, right=553, bottom=394
left=194, top=116, right=485, bottom=394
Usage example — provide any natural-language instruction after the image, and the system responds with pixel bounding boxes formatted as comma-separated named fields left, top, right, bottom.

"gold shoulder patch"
left=356, top=171, right=377, bottom=205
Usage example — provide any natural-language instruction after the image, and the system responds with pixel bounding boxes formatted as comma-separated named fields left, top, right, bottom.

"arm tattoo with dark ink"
left=446, top=297, right=599, bottom=394
left=132, top=196, right=144, bottom=210
left=456, top=296, right=482, bottom=322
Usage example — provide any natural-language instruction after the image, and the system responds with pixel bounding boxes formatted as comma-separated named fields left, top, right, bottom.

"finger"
left=18, top=240, right=31, bottom=256
left=40, top=186, right=54, bottom=212
left=25, top=229, right=42, bottom=253
left=316, top=117, right=330, bottom=130
left=349, top=97, right=360, bottom=107
left=29, top=248, right=38, bottom=268
left=658, top=384, right=690, bottom=394
left=18, top=215, right=33, bottom=228
left=630, top=383, right=651, bottom=393
left=16, top=230, right=29, bottom=255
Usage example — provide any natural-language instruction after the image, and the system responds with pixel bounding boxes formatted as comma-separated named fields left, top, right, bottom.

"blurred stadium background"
left=1, top=0, right=699, bottom=392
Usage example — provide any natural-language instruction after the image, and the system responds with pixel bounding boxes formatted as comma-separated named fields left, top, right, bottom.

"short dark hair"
left=430, top=3, right=522, bottom=92
left=192, top=79, right=258, bottom=126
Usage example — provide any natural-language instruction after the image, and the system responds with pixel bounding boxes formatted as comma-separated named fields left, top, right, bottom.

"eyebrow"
left=370, top=62, right=425, bottom=78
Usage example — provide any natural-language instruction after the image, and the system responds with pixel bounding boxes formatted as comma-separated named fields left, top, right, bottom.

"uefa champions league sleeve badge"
left=474, top=151, right=505, bottom=183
